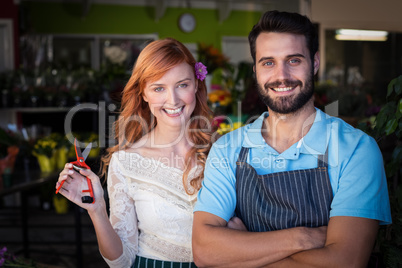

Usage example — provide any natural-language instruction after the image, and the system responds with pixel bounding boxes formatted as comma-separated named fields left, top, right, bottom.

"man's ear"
left=313, top=52, right=320, bottom=75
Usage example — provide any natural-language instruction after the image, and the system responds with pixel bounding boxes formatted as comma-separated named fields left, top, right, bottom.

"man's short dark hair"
left=248, top=10, right=318, bottom=64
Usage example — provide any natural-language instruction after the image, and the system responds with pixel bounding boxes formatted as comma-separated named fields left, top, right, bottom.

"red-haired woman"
left=56, top=38, right=212, bottom=267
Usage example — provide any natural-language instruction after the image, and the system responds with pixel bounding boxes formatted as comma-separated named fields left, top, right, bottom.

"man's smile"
left=271, top=87, right=294, bottom=92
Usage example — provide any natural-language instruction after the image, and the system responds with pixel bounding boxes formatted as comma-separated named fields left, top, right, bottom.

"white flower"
left=104, top=46, right=128, bottom=65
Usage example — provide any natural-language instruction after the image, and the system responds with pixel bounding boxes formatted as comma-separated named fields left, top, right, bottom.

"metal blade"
left=74, top=138, right=83, bottom=159
left=81, top=143, right=92, bottom=160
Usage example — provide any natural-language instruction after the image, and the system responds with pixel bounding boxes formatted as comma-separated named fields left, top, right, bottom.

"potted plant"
left=358, top=75, right=402, bottom=267
left=0, top=128, right=20, bottom=189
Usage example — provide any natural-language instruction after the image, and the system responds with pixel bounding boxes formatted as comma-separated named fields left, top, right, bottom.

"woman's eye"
left=178, top=83, right=188, bottom=88
left=154, top=87, right=164, bottom=92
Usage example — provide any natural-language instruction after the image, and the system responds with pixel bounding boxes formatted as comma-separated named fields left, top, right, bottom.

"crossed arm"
left=265, top=216, right=379, bottom=268
left=192, top=212, right=379, bottom=268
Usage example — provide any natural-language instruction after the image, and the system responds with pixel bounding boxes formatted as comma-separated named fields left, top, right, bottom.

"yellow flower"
left=216, top=121, right=244, bottom=135
left=32, top=137, right=58, bottom=157
left=232, top=122, right=243, bottom=130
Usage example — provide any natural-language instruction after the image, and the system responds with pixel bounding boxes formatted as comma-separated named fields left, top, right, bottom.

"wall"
left=21, top=1, right=262, bottom=49
left=311, top=0, right=402, bottom=32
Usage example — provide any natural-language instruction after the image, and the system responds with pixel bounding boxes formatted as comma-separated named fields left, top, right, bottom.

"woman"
left=56, top=38, right=212, bottom=267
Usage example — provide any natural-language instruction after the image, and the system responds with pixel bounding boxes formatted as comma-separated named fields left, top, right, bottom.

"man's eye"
left=289, top=59, right=301, bottom=64
left=263, top=61, right=274, bottom=66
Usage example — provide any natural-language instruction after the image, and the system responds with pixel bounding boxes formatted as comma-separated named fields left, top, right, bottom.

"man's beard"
left=256, top=74, right=314, bottom=115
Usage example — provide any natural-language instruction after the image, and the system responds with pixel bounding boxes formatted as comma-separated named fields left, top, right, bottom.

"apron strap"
left=317, top=146, right=329, bottom=168
left=236, top=147, right=249, bottom=165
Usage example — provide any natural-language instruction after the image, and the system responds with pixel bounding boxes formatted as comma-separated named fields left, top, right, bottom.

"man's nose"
left=274, top=63, right=290, bottom=80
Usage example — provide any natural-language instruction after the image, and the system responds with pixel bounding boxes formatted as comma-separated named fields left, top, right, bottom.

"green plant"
left=197, top=43, right=229, bottom=74
left=358, top=75, right=402, bottom=267
left=222, top=62, right=253, bottom=102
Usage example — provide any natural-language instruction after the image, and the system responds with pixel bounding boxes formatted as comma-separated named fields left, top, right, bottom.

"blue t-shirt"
left=194, top=109, right=392, bottom=225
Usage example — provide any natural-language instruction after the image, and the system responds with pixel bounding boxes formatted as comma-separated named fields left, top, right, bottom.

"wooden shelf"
left=0, top=107, right=71, bottom=113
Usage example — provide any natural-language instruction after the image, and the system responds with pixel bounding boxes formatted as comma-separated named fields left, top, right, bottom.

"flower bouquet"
left=197, top=43, right=229, bottom=74
left=32, top=137, right=57, bottom=173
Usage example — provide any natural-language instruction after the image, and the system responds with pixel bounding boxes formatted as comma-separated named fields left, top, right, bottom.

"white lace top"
left=102, top=151, right=200, bottom=268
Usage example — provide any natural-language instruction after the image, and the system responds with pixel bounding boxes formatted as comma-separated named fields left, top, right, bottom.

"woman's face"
left=143, top=62, right=198, bottom=130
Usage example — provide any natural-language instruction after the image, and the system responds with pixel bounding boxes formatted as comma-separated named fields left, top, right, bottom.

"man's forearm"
left=264, top=217, right=379, bottom=268
left=192, top=212, right=326, bottom=267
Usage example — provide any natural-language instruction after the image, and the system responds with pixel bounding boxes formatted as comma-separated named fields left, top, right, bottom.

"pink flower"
left=195, top=62, right=208, bottom=81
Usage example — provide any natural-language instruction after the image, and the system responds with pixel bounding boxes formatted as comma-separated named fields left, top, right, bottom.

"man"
left=192, top=10, right=391, bottom=267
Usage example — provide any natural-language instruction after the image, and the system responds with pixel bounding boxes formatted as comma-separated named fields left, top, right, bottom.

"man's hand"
left=227, top=217, right=248, bottom=231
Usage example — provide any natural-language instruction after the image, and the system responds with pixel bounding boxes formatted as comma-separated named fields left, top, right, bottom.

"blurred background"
left=0, top=0, right=401, bottom=267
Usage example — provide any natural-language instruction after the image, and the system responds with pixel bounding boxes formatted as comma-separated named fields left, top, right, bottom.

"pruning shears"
left=55, top=138, right=95, bottom=204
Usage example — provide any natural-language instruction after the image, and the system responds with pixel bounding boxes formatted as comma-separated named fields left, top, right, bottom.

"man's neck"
left=262, top=102, right=316, bottom=154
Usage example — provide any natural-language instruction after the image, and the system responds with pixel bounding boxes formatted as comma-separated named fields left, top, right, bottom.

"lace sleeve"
left=101, top=153, right=139, bottom=268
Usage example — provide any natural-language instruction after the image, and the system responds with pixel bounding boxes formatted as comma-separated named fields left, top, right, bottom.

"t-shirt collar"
left=242, top=112, right=268, bottom=148
left=242, top=109, right=329, bottom=156
left=299, top=108, right=329, bottom=156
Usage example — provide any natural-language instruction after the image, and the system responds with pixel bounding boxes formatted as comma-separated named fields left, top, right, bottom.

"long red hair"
left=100, top=38, right=212, bottom=194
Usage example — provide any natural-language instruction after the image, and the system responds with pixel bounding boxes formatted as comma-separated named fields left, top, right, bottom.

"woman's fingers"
left=79, top=169, right=104, bottom=200
left=64, top=163, right=73, bottom=169
left=55, top=163, right=106, bottom=212
left=79, top=168, right=99, bottom=183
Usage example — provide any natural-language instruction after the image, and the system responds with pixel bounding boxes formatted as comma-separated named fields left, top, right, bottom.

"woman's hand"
left=55, top=163, right=106, bottom=213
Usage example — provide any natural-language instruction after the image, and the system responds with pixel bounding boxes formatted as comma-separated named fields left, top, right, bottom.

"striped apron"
left=132, top=256, right=197, bottom=268
left=235, top=147, right=333, bottom=232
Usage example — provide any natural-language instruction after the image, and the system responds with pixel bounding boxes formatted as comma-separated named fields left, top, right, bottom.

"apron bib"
left=235, top=147, right=333, bottom=232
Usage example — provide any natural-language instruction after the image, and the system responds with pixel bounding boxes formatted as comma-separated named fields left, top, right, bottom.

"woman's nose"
left=166, top=88, right=178, bottom=105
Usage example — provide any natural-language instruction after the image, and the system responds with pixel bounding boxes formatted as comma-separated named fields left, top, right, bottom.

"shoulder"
left=322, top=113, right=382, bottom=168
left=209, top=124, right=252, bottom=162
left=328, top=115, right=378, bottom=150
left=109, top=150, right=144, bottom=172
left=212, top=114, right=264, bottom=152
left=313, top=109, right=375, bottom=148
left=213, top=124, right=249, bottom=147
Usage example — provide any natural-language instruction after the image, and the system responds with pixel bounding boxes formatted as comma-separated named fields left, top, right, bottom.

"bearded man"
left=192, top=10, right=391, bottom=268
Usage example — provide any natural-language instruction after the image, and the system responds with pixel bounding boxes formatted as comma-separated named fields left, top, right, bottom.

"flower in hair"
left=195, top=62, right=208, bottom=81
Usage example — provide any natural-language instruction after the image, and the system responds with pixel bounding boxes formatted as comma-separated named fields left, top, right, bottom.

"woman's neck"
left=150, top=125, right=189, bottom=147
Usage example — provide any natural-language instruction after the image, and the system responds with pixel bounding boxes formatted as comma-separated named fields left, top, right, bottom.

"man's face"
left=254, top=32, right=319, bottom=114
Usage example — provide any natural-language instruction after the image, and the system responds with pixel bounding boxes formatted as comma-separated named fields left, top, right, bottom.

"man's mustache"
left=264, top=79, right=302, bottom=89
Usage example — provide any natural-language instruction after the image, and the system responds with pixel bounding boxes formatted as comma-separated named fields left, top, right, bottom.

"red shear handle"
left=72, top=164, right=95, bottom=204
left=82, top=176, right=95, bottom=204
